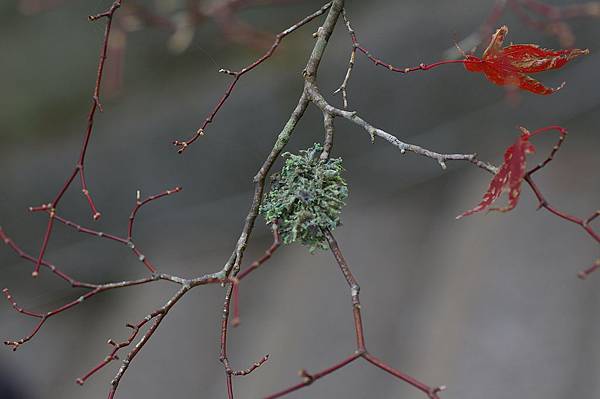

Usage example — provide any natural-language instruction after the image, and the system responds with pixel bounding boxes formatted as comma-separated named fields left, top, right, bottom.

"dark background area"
left=1, top=1, right=599, bottom=398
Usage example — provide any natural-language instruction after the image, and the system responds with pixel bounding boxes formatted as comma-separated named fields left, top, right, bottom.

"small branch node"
left=92, top=95, right=104, bottom=112
left=298, top=368, right=314, bottom=384
left=536, top=199, right=548, bottom=210
left=230, top=354, right=270, bottom=376
left=173, top=141, right=188, bottom=154
left=4, top=341, right=19, bottom=351
left=368, top=129, right=376, bottom=143
left=434, top=385, right=447, bottom=393
left=584, top=210, right=600, bottom=226
left=218, top=68, right=236, bottom=76
left=578, top=259, right=600, bottom=280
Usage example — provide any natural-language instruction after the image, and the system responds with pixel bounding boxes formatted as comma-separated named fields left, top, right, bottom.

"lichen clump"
left=260, top=143, right=348, bottom=251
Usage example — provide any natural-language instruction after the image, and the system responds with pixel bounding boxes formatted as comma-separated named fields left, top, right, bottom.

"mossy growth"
left=260, top=143, right=348, bottom=251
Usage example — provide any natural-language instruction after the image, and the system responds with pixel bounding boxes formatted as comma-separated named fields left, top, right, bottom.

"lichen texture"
left=260, top=143, right=348, bottom=251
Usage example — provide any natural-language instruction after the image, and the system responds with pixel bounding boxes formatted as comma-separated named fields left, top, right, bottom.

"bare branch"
left=3, top=2, right=598, bottom=399
left=173, top=2, right=333, bottom=152
left=264, top=229, right=445, bottom=398
left=306, top=83, right=497, bottom=173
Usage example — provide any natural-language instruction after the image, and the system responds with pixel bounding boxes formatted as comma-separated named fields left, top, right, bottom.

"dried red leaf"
left=457, top=127, right=536, bottom=219
left=464, top=26, right=589, bottom=95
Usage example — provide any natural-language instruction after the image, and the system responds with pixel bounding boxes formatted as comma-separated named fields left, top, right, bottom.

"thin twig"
left=333, top=8, right=356, bottom=108
left=307, top=82, right=497, bottom=174
left=173, top=2, right=333, bottom=152
left=5, top=1, right=598, bottom=399
left=29, top=0, right=124, bottom=278
left=217, top=3, right=344, bottom=397
left=338, top=12, right=474, bottom=76
left=263, top=229, right=445, bottom=398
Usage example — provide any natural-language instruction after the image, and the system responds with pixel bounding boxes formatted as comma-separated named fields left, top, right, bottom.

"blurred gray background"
left=1, top=0, right=599, bottom=398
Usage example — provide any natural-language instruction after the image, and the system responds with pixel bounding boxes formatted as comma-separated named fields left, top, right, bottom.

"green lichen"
left=260, top=143, right=348, bottom=251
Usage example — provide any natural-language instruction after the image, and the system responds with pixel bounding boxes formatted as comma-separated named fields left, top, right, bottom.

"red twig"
left=101, top=271, right=236, bottom=398
left=1, top=227, right=93, bottom=287
left=127, top=187, right=182, bottom=239
left=263, top=229, right=445, bottom=398
left=76, top=317, right=153, bottom=386
left=520, top=126, right=599, bottom=276
left=219, top=225, right=280, bottom=398
left=2, top=184, right=184, bottom=353
left=3, top=226, right=227, bottom=396
left=264, top=353, right=362, bottom=399
left=4, top=3, right=340, bottom=398
left=27, top=0, right=123, bottom=278
left=2, top=277, right=159, bottom=351
left=334, top=9, right=476, bottom=105
left=50, top=186, right=181, bottom=274
left=356, top=48, right=470, bottom=74
left=5, top=2, right=597, bottom=398
left=579, top=258, right=600, bottom=280
left=524, top=127, right=599, bottom=242
left=525, top=175, right=600, bottom=258
left=31, top=212, right=55, bottom=277
left=173, top=2, right=332, bottom=152
left=106, top=311, right=168, bottom=399
left=346, top=11, right=472, bottom=73
left=231, top=355, right=270, bottom=376
left=219, top=283, right=270, bottom=399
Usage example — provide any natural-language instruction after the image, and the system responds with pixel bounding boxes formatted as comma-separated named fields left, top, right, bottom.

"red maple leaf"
left=457, top=127, right=536, bottom=219
left=464, top=26, right=589, bottom=95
